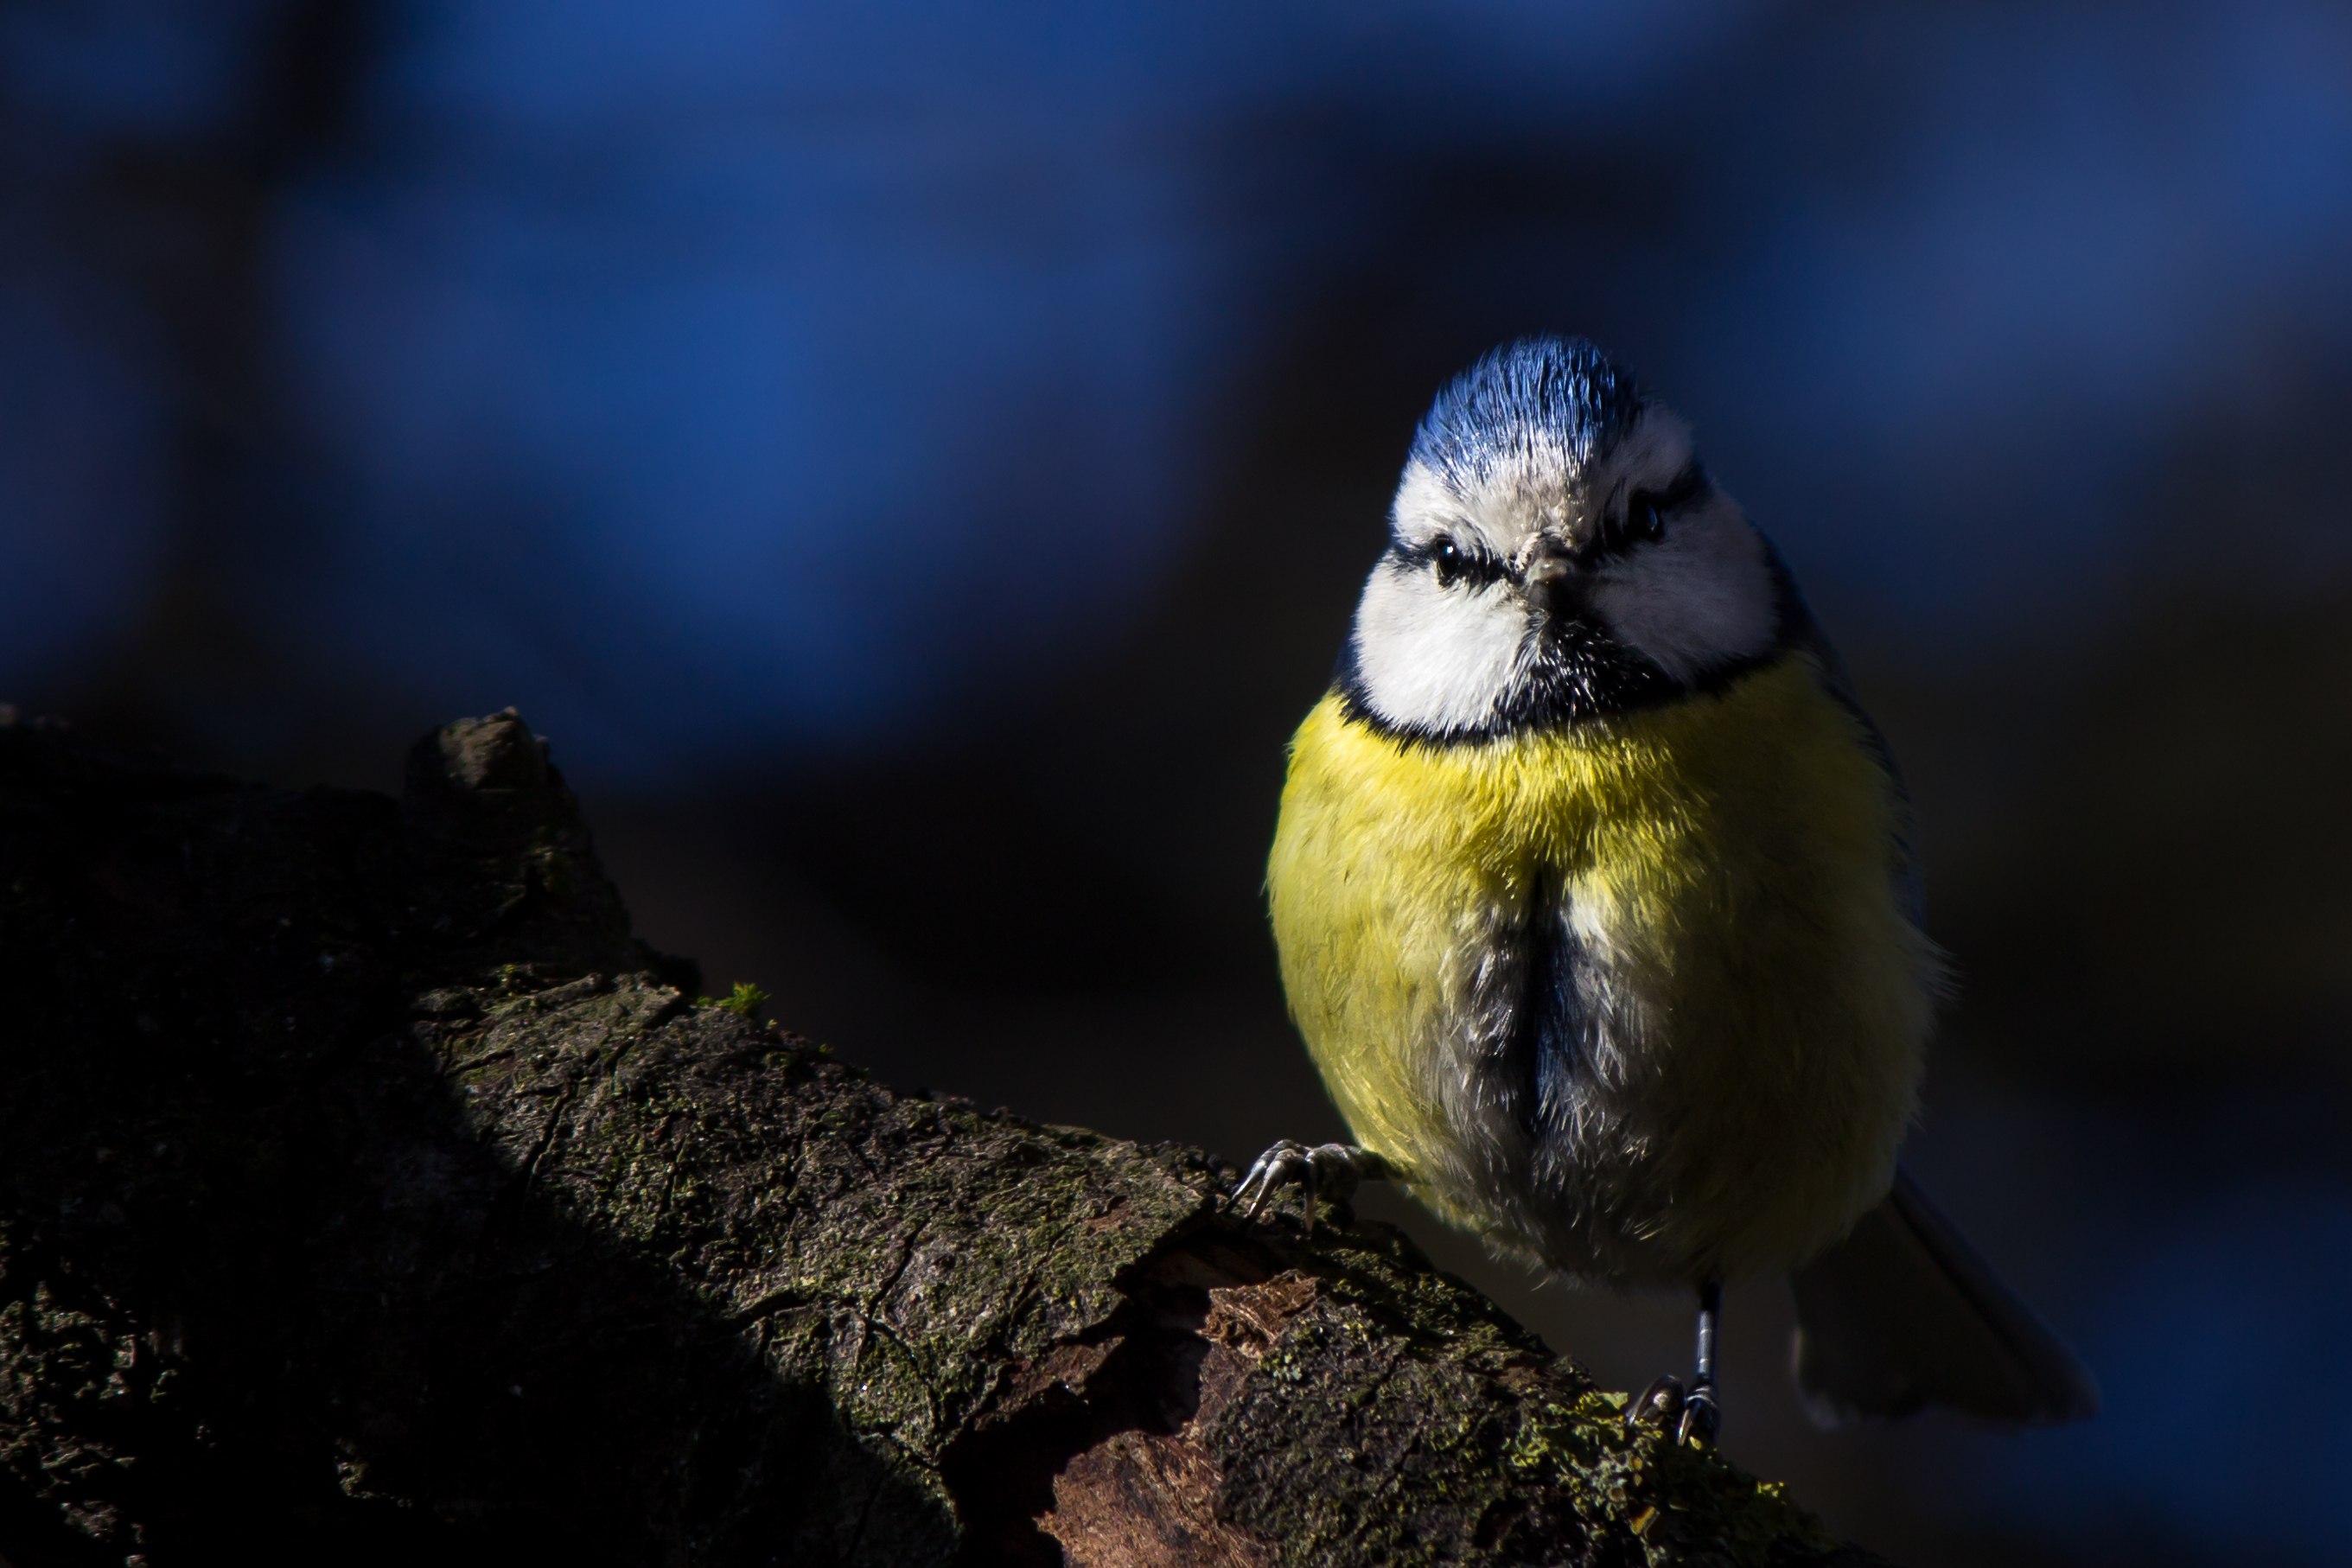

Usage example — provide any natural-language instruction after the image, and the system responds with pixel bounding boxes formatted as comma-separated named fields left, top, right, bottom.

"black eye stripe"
left=1603, top=464, right=1709, bottom=552
left=1395, top=532, right=1504, bottom=586
left=1394, top=473, right=1708, bottom=577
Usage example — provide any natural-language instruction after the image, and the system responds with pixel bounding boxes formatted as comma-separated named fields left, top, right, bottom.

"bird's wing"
left=1762, top=538, right=1927, bottom=927
left=1787, top=1167, right=2100, bottom=1426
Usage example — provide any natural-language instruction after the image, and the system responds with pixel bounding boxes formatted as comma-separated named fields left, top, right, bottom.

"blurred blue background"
left=6, top=3, right=2351, bottom=1562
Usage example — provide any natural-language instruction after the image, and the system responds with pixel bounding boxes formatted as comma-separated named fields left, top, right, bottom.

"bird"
left=1233, top=336, right=2098, bottom=1444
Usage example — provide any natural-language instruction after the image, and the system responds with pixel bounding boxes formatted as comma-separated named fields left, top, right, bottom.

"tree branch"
left=0, top=710, right=1884, bottom=1566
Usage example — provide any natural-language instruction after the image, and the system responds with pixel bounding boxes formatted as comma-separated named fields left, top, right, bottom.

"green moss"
left=698, top=981, right=768, bottom=1018
left=1192, top=1218, right=1860, bottom=1568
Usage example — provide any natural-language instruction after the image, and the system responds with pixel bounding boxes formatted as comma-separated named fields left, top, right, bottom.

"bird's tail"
left=1787, top=1167, right=2099, bottom=1427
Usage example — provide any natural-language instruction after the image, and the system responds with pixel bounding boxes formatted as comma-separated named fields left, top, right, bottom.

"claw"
left=1622, top=1374, right=1718, bottom=1447
left=1230, top=1140, right=1385, bottom=1233
left=1675, top=1386, right=1720, bottom=1447
left=1624, top=1374, right=1686, bottom=1437
left=1233, top=1139, right=1310, bottom=1219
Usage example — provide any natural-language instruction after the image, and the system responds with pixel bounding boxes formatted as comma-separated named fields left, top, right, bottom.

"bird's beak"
left=1520, top=543, right=1583, bottom=619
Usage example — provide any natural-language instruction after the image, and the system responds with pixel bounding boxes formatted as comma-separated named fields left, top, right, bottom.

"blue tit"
left=1234, top=337, right=2097, bottom=1444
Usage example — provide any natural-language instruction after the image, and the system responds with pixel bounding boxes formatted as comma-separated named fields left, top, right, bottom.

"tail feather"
left=1788, top=1168, right=2099, bottom=1427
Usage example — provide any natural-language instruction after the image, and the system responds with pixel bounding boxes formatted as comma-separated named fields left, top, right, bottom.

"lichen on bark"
left=0, top=710, right=1884, bottom=1566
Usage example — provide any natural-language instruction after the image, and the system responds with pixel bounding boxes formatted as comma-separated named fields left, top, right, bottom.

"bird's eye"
left=1622, top=492, right=1665, bottom=544
left=1431, top=536, right=1464, bottom=586
left=1612, top=468, right=1705, bottom=550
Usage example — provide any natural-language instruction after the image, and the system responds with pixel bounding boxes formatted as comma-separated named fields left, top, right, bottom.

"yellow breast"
left=1266, top=653, right=1935, bottom=1283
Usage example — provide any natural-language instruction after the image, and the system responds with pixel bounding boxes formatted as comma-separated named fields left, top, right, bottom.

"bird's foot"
left=1229, top=1140, right=1387, bottom=1233
left=1622, top=1375, right=1719, bottom=1447
left=1676, top=1384, right=1720, bottom=1446
left=1623, top=1375, right=1685, bottom=1435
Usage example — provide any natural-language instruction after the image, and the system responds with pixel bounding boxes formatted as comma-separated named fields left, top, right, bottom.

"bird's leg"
left=1679, top=1277, right=1723, bottom=1444
left=1623, top=1277, right=1724, bottom=1446
left=1230, top=1140, right=1391, bottom=1233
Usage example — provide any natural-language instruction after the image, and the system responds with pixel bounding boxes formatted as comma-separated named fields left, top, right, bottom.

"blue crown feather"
left=1409, top=337, right=1646, bottom=488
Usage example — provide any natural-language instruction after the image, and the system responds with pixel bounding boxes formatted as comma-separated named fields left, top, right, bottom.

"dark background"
left=6, top=3, right=2349, bottom=1563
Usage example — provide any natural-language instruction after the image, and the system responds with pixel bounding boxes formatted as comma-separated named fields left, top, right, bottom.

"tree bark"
left=0, top=710, right=1884, bottom=1567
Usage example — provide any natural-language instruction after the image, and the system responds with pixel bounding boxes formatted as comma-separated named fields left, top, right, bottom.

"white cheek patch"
left=1350, top=559, right=1528, bottom=733
left=1588, top=507, right=1778, bottom=684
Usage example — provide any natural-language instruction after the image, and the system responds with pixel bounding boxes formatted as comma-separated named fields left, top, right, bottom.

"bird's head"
left=1343, top=337, right=1788, bottom=739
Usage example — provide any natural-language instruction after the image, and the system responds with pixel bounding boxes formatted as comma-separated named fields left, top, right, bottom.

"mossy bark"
left=0, top=711, right=1885, bottom=1566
